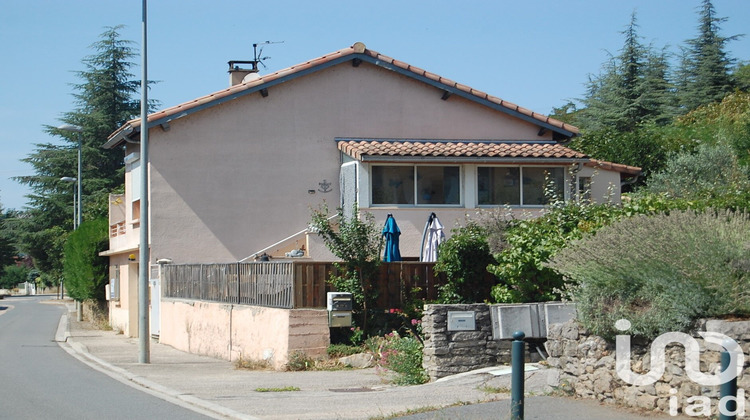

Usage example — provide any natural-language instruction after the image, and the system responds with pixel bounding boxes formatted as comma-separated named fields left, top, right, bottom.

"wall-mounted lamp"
left=128, top=254, right=137, bottom=261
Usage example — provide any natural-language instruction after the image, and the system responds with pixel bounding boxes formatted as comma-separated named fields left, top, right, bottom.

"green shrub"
left=1, top=265, right=30, bottom=289
left=548, top=209, right=750, bottom=339
left=62, top=218, right=109, bottom=302
left=433, top=223, right=495, bottom=303
left=372, top=332, right=428, bottom=385
left=485, top=201, right=627, bottom=303
left=644, top=142, right=750, bottom=200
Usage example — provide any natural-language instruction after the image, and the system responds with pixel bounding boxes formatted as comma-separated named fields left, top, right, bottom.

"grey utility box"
left=327, top=292, right=353, bottom=327
left=490, top=302, right=577, bottom=339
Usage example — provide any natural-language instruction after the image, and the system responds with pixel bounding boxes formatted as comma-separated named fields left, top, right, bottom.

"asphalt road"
left=0, top=295, right=211, bottom=420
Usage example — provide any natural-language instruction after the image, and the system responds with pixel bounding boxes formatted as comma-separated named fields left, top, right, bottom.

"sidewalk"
left=56, top=301, right=684, bottom=420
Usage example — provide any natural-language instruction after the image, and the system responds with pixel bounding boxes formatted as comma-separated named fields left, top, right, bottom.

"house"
left=100, top=42, right=639, bottom=361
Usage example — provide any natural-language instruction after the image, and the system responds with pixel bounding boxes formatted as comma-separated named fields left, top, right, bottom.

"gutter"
left=102, top=124, right=136, bottom=149
left=359, top=156, right=590, bottom=164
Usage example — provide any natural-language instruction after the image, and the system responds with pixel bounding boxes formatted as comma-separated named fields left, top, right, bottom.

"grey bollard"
left=511, top=330, right=525, bottom=420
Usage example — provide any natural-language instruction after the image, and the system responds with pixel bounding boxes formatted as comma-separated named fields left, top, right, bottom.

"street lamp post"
left=59, top=124, right=83, bottom=320
left=60, top=177, right=77, bottom=230
left=58, top=124, right=82, bottom=228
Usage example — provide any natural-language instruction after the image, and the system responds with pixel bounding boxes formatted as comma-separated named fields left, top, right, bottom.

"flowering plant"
left=369, top=331, right=428, bottom=385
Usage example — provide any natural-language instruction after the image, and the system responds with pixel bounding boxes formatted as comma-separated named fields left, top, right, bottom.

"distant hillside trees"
left=567, top=0, right=743, bottom=180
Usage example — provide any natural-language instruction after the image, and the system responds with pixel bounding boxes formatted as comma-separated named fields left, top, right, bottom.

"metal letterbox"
left=327, top=292, right=353, bottom=311
left=447, top=311, right=476, bottom=331
left=328, top=311, right=353, bottom=328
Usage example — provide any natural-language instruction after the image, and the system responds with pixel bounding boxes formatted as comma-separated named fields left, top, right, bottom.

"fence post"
left=511, top=330, right=525, bottom=420
left=719, top=348, right=738, bottom=420
left=236, top=262, right=241, bottom=305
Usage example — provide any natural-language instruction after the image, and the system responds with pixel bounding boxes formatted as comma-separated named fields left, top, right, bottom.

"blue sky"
left=1, top=0, right=749, bottom=211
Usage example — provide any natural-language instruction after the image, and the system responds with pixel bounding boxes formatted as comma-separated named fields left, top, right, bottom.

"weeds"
left=478, top=385, right=510, bottom=394
left=327, top=343, right=362, bottom=358
left=235, top=355, right=271, bottom=370
left=254, top=386, right=300, bottom=392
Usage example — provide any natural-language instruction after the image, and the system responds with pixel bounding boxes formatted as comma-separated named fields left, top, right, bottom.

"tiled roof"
left=105, top=42, right=579, bottom=147
left=586, top=159, right=642, bottom=176
left=337, top=139, right=588, bottom=161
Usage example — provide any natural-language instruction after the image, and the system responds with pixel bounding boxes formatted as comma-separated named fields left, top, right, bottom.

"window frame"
left=476, top=165, right=567, bottom=207
left=370, top=164, right=463, bottom=207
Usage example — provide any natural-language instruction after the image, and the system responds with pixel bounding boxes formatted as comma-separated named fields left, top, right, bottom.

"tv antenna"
left=228, top=40, right=285, bottom=74
left=253, top=40, right=284, bottom=70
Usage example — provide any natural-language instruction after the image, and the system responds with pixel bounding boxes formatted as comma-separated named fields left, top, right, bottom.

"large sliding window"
left=372, top=165, right=460, bottom=205
left=478, top=166, right=565, bottom=206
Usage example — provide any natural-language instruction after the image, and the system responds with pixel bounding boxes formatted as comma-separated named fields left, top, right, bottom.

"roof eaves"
left=586, top=159, right=642, bottom=176
left=102, top=124, right=135, bottom=149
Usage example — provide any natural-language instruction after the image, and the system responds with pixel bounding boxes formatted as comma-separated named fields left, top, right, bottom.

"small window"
left=110, top=265, right=120, bottom=301
left=578, top=176, right=592, bottom=202
left=129, top=158, right=141, bottom=202
left=132, top=199, right=141, bottom=221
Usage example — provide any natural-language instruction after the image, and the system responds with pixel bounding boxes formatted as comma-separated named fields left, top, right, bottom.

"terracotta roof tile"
left=337, top=139, right=588, bottom=162
left=107, top=43, right=580, bottom=144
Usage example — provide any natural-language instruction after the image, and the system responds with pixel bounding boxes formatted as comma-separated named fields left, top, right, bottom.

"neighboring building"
left=101, top=42, right=639, bottom=337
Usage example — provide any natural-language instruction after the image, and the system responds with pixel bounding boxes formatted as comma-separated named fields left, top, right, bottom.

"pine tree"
left=14, top=26, right=146, bottom=277
left=677, top=0, right=737, bottom=111
left=579, top=12, right=674, bottom=132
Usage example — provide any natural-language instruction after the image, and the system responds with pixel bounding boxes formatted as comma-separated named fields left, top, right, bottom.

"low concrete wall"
left=160, top=299, right=329, bottom=369
left=108, top=303, right=129, bottom=335
left=545, top=320, right=750, bottom=417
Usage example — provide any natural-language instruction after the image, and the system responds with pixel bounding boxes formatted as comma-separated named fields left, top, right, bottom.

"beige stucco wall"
left=577, top=166, right=622, bottom=204
left=159, top=299, right=329, bottom=369
left=144, top=61, right=553, bottom=264
left=107, top=254, right=140, bottom=337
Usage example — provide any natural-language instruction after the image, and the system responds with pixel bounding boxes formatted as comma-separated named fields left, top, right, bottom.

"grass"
left=254, top=386, right=300, bottom=392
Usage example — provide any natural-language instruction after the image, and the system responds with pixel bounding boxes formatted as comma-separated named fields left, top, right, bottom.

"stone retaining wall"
left=422, top=303, right=543, bottom=381
left=545, top=319, right=750, bottom=417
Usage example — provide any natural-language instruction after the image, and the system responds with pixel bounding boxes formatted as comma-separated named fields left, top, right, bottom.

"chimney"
left=228, top=60, right=259, bottom=86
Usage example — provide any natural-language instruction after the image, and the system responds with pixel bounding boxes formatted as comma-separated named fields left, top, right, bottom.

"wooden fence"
left=161, top=261, right=444, bottom=310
